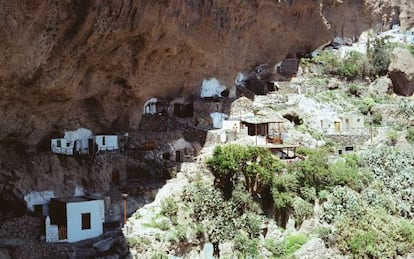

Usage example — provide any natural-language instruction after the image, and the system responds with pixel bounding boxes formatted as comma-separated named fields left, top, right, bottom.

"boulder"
left=93, top=237, right=115, bottom=253
left=294, top=238, right=345, bottom=259
left=368, top=77, right=392, bottom=96
left=388, top=48, right=414, bottom=96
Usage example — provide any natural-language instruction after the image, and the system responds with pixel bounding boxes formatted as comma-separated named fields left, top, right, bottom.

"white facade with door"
left=51, top=128, right=93, bottom=155
left=46, top=198, right=104, bottom=243
left=95, top=135, right=119, bottom=152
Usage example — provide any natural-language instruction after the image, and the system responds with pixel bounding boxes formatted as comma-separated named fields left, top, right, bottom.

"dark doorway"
left=88, top=139, right=94, bottom=155
left=175, top=151, right=181, bottom=162
left=34, top=204, right=43, bottom=216
left=283, top=113, right=303, bottom=125
left=174, top=103, right=194, bottom=118
left=73, top=141, right=78, bottom=156
left=112, top=170, right=120, bottom=185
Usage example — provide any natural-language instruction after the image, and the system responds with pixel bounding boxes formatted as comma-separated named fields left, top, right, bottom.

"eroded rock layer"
left=0, top=0, right=411, bottom=210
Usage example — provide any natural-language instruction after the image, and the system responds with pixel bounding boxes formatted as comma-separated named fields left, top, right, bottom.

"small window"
left=345, top=146, right=354, bottom=151
left=81, top=213, right=91, bottom=230
left=34, top=204, right=43, bottom=215
left=102, top=137, right=106, bottom=146
left=357, top=118, right=361, bottom=122
left=57, top=140, right=61, bottom=148
left=162, top=153, right=170, bottom=160
left=338, top=149, right=343, bottom=155
left=66, top=142, right=71, bottom=147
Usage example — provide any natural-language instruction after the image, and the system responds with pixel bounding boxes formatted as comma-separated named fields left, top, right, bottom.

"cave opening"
left=283, top=113, right=303, bottom=126
left=173, top=103, right=194, bottom=118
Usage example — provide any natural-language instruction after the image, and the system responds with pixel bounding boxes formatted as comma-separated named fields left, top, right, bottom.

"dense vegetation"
left=191, top=145, right=413, bottom=257
left=311, top=38, right=406, bottom=80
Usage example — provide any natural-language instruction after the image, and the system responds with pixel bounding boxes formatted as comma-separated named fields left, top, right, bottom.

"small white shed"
left=94, top=135, right=119, bottom=152
left=46, top=196, right=105, bottom=243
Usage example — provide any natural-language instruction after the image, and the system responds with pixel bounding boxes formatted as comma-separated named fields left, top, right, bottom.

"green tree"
left=367, top=38, right=393, bottom=76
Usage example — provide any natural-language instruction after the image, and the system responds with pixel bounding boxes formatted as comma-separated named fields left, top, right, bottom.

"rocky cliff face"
left=0, top=0, right=411, bottom=212
left=0, top=0, right=405, bottom=147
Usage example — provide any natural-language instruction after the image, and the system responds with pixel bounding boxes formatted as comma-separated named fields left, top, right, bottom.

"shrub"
left=160, top=197, right=178, bottom=219
left=314, top=50, right=340, bottom=75
left=358, top=97, right=375, bottom=115
left=386, top=130, right=398, bottom=145
left=293, top=197, right=314, bottom=227
left=407, top=127, right=414, bottom=144
left=264, top=234, right=309, bottom=257
left=206, top=144, right=283, bottom=201
left=407, top=45, right=414, bottom=56
left=338, top=51, right=364, bottom=79
left=348, top=84, right=361, bottom=97
left=169, top=225, right=187, bottom=243
left=234, top=234, right=260, bottom=257
left=182, top=178, right=266, bottom=253
left=314, top=226, right=332, bottom=244
left=335, top=208, right=414, bottom=258
left=321, top=186, right=365, bottom=224
left=367, top=38, right=393, bottom=76
left=372, top=112, right=382, bottom=125
left=362, top=148, right=414, bottom=218
left=127, top=236, right=151, bottom=252
left=329, top=156, right=371, bottom=192
left=398, top=100, right=414, bottom=123
left=299, top=186, right=316, bottom=203
left=284, top=234, right=310, bottom=255
left=264, top=238, right=287, bottom=257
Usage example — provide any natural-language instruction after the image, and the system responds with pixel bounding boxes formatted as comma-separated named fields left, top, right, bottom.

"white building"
left=95, top=135, right=119, bottom=153
left=51, top=128, right=93, bottom=156
left=143, top=98, right=158, bottom=114
left=51, top=128, right=119, bottom=156
left=46, top=196, right=105, bottom=243
left=222, top=119, right=242, bottom=133
left=201, top=78, right=226, bottom=98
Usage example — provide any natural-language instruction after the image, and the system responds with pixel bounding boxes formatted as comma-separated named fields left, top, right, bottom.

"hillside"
left=0, top=0, right=414, bottom=258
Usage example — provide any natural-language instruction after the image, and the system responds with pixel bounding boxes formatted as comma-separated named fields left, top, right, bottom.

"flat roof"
left=241, top=116, right=284, bottom=124
left=51, top=196, right=103, bottom=203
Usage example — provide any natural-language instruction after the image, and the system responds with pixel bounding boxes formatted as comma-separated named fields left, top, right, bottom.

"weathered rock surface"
left=294, top=238, right=345, bottom=259
left=0, top=0, right=407, bottom=147
left=388, top=48, right=414, bottom=96
left=368, top=76, right=392, bottom=96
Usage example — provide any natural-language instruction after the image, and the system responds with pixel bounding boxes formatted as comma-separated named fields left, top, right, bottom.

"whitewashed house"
left=51, top=128, right=119, bottom=156
left=94, top=135, right=119, bottom=153
left=143, top=98, right=158, bottom=114
left=51, top=128, right=93, bottom=156
left=46, top=196, right=105, bottom=243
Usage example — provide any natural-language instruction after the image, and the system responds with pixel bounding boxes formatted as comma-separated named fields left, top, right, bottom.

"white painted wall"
left=66, top=199, right=105, bottom=243
left=64, top=128, right=93, bottom=154
left=24, top=191, right=54, bottom=215
left=235, top=72, right=247, bottom=86
left=201, top=78, right=226, bottom=98
left=95, top=135, right=119, bottom=151
left=210, top=112, right=228, bottom=128
left=222, top=120, right=241, bottom=132
left=51, top=138, right=74, bottom=155
left=45, top=216, right=59, bottom=242
left=143, top=98, right=157, bottom=114
left=64, top=128, right=93, bottom=140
